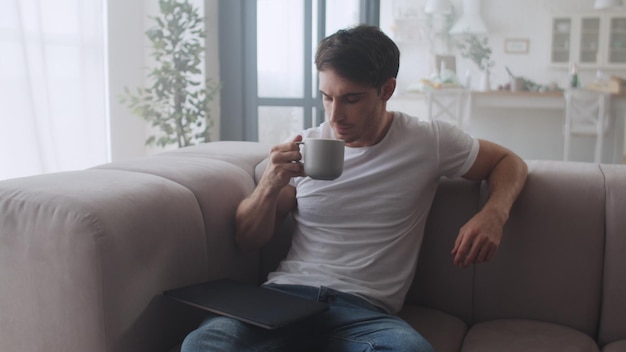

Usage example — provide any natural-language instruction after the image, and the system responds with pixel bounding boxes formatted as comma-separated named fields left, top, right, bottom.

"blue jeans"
left=181, top=284, right=434, bottom=352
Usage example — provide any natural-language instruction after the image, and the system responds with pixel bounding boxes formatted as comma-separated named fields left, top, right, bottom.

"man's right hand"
left=258, top=135, right=305, bottom=193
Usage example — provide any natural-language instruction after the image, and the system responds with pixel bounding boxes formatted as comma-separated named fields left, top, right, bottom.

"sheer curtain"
left=0, top=0, right=108, bottom=181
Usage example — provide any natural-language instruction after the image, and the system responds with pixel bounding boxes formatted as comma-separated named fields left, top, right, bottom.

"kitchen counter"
left=471, top=90, right=565, bottom=109
left=472, top=90, right=626, bottom=109
left=387, top=90, right=626, bottom=163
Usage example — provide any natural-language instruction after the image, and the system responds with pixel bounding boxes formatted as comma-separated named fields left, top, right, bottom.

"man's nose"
left=328, top=102, right=344, bottom=123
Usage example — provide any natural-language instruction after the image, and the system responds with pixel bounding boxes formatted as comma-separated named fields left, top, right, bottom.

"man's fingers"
left=270, top=147, right=302, bottom=164
left=461, top=237, right=498, bottom=268
left=451, top=238, right=460, bottom=255
left=474, top=243, right=491, bottom=264
left=453, top=232, right=473, bottom=267
left=462, top=237, right=483, bottom=268
left=484, top=242, right=498, bottom=262
left=456, top=231, right=498, bottom=268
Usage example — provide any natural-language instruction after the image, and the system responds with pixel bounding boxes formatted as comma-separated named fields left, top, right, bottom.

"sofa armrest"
left=0, top=169, right=208, bottom=352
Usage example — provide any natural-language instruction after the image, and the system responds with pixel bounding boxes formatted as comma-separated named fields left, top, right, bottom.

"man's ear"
left=380, top=78, right=396, bottom=101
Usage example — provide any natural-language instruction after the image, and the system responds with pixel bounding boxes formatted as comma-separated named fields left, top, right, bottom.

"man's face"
left=318, top=69, right=394, bottom=148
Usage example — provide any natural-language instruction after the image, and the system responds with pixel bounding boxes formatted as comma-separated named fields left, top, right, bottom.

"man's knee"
left=324, top=323, right=434, bottom=352
left=390, top=327, right=434, bottom=352
left=181, top=316, right=252, bottom=352
left=363, top=326, right=433, bottom=352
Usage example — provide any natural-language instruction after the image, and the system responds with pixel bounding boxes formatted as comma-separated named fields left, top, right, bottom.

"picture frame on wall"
left=504, top=38, right=530, bottom=54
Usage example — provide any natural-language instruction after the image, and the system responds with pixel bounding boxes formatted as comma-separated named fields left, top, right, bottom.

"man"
left=182, top=25, right=527, bottom=352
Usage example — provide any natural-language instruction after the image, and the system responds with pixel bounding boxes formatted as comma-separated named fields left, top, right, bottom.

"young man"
left=182, top=25, right=527, bottom=352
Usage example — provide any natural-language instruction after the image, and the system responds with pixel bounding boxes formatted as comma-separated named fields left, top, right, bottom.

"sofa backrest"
left=411, top=161, right=626, bottom=343
left=404, top=177, right=481, bottom=324
left=471, top=161, right=605, bottom=336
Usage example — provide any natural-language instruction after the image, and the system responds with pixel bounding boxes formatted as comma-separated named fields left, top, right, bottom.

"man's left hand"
left=451, top=209, right=505, bottom=269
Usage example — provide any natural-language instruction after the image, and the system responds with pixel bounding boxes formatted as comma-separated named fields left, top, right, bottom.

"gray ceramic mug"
left=297, top=138, right=345, bottom=180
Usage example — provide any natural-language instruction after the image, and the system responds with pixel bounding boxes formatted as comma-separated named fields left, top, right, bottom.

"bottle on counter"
left=570, top=62, right=580, bottom=88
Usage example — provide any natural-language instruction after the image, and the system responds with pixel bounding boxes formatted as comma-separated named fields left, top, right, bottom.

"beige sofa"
left=1, top=141, right=625, bottom=352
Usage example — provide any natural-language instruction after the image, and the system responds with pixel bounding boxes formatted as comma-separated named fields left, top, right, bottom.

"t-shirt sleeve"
left=435, top=120, right=479, bottom=178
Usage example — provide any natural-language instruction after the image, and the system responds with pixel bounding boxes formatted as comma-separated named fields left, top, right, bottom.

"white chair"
left=563, top=89, right=611, bottom=163
left=426, top=88, right=471, bottom=131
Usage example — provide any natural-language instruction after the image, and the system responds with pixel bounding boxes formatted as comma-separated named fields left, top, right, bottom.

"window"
left=219, top=0, right=379, bottom=142
left=0, top=0, right=108, bottom=180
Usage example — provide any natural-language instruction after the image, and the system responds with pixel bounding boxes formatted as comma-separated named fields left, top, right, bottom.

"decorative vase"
left=479, top=70, right=490, bottom=91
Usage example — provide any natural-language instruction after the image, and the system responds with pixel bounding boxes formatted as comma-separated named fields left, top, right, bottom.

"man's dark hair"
left=314, top=25, right=400, bottom=90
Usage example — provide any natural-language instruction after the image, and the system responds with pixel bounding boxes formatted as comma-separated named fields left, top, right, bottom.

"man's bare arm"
left=452, top=139, right=528, bottom=268
left=235, top=137, right=304, bottom=251
left=236, top=185, right=296, bottom=251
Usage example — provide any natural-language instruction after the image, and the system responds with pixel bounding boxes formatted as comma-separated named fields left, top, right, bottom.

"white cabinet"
left=551, top=14, right=626, bottom=69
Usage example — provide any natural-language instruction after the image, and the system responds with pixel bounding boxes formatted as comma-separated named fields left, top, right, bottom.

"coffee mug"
left=297, top=138, right=344, bottom=180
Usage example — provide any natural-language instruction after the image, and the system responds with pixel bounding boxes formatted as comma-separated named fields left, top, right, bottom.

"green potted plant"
left=456, top=32, right=494, bottom=91
left=120, top=0, right=219, bottom=148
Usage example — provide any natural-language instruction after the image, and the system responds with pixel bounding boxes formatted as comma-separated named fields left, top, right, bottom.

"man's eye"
left=345, top=97, right=360, bottom=104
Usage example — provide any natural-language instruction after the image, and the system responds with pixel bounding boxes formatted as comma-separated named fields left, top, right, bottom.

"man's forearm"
left=453, top=149, right=528, bottom=268
left=482, top=153, right=528, bottom=223
left=235, top=183, right=295, bottom=251
left=235, top=184, right=281, bottom=251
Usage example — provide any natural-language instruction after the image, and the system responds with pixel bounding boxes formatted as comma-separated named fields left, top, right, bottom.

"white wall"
left=107, top=0, right=147, bottom=161
left=107, top=0, right=220, bottom=161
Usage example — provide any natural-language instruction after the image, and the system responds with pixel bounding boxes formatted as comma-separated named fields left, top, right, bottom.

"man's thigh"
left=181, top=315, right=314, bottom=352
left=316, top=305, right=435, bottom=352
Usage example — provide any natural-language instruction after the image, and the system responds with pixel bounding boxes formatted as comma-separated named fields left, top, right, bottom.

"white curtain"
left=0, top=0, right=108, bottom=181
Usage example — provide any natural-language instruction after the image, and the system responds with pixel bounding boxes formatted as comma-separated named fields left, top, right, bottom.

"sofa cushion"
left=602, top=340, right=626, bottom=352
left=461, top=319, right=599, bottom=352
left=397, top=305, right=467, bottom=352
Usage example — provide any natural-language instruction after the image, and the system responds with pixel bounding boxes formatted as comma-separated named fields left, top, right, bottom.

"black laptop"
left=163, top=278, right=329, bottom=330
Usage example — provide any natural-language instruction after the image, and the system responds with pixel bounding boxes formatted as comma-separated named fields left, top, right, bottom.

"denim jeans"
left=181, top=284, right=434, bottom=352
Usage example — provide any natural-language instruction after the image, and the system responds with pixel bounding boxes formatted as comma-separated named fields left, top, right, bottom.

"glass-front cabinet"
left=608, top=15, right=626, bottom=66
left=551, top=18, right=572, bottom=64
left=551, top=14, right=626, bottom=69
left=579, top=17, right=600, bottom=65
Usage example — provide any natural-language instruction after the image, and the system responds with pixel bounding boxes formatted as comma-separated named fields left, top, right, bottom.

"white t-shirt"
left=265, top=111, right=479, bottom=313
